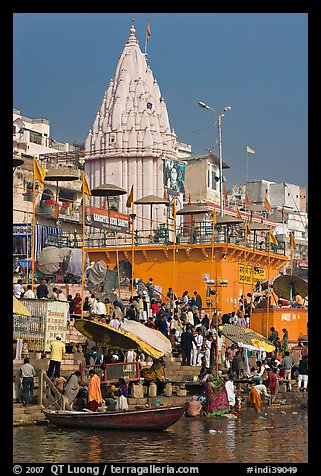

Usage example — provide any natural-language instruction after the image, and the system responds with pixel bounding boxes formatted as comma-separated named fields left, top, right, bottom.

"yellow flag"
left=269, top=229, right=278, bottom=246
left=290, top=231, right=297, bottom=250
left=213, top=208, right=217, bottom=226
left=172, top=197, right=176, bottom=220
left=126, top=185, right=134, bottom=208
left=33, top=157, right=46, bottom=188
left=81, top=172, right=92, bottom=200
left=245, top=222, right=251, bottom=238
left=246, top=146, right=255, bottom=154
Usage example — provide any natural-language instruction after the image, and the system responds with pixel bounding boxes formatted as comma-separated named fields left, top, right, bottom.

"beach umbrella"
left=214, top=215, right=244, bottom=224
left=44, top=168, right=80, bottom=221
left=176, top=204, right=211, bottom=215
left=121, top=320, right=172, bottom=356
left=134, top=195, right=169, bottom=237
left=272, top=274, right=308, bottom=301
left=13, top=296, right=31, bottom=316
left=74, top=319, right=167, bottom=359
left=13, top=157, right=24, bottom=168
left=91, top=184, right=127, bottom=229
left=219, top=323, right=275, bottom=352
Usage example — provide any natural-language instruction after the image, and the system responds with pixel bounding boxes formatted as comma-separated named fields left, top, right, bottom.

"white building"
left=83, top=21, right=190, bottom=232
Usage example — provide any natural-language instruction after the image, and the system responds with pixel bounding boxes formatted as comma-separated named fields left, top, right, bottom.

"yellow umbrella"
left=13, top=296, right=31, bottom=316
left=74, top=319, right=165, bottom=359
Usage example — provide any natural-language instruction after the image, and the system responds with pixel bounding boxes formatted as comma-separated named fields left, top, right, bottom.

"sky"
left=13, top=12, right=308, bottom=192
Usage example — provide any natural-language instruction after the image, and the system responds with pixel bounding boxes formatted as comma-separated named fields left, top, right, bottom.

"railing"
left=38, top=370, right=65, bottom=410
left=55, top=223, right=286, bottom=255
left=79, top=362, right=140, bottom=385
left=13, top=313, right=46, bottom=351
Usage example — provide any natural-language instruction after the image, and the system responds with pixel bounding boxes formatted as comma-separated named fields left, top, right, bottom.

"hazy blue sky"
left=13, top=12, right=308, bottom=191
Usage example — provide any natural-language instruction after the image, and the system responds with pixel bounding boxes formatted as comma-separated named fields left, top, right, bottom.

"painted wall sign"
left=84, top=206, right=130, bottom=232
left=238, top=263, right=266, bottom=284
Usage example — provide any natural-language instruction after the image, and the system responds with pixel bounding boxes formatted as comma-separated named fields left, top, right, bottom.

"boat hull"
left=43, top=405, right=187, bottom=431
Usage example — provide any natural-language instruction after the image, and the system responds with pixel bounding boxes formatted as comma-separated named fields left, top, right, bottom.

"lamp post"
left=198, top=102, right=231, bottom=217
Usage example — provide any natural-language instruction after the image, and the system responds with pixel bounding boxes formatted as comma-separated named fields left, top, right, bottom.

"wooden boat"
left=43, top=404, right=187, bottom=431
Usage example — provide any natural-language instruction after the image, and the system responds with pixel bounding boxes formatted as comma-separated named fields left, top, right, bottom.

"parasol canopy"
left=272, top=274, right=308, bottom=301
left=44, top=169, right=80, bottom=182
left=13, top=296, right=31, bottom=316
left=74, top=320, right=168, bottom=359
left=90, top=184, right=127, bottom=197
left=121, top=320, right=172, bottom=356
left=214, top=215, right=244, bottom=224
left=219, top=323, right=275, bottom=352
left=134, top=195, right=169, bottom=205
left=176, top=204, right=211, bottom=215
left=239, top=222, right=271, bottom=231
left=13, top=157, right=24, bottom=167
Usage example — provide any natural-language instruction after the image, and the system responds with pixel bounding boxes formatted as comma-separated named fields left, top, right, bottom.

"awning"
left=13, top=296, right=31, bottom=316
left=219, top=323, right=275, bottom=352
left=74, top=320, right=167, bottom=359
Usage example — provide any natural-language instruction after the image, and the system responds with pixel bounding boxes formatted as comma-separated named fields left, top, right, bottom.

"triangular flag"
left=236, top=207, right=242, bottom=220
left=33, top=157, right=46, bottom=188
left=269, top=229, right=278, bottom=246
left=245, top=222, right=251, bottom=238
left=245, top=192, right=251, bottom=209
left=290, top=231, right=297, bottom=250
left=126, top=185, right=134, bottom=208
left=163, top=188, right=168, bottom=201
left=223, top=182, right=228, bottom=201
left=81, top=172, right=92, bottom=200
left=264, top=197, right=272, bottom=212
left=246, top=146, right=255, bottom=154
left=146, top=20, right=151, bottom=41
left=172, top=197, right=176, bottom=220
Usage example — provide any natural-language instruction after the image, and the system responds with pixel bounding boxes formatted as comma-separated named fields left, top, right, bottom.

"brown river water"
left=13, top=410, right=308, bottom=464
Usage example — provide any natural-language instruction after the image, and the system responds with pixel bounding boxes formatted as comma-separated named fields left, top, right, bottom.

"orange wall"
left=87, top=246, right=282, bottom=315
left=250, top=308, right=308, bottom=342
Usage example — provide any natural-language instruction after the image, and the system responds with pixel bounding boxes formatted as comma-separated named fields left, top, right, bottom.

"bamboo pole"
left=171, top=198, right=177, bottom=317
left=131, top=202, right=135, bottom=297
left=31, top=174, right=36, bottom=292
left=81, top=190, right=85, bottom=319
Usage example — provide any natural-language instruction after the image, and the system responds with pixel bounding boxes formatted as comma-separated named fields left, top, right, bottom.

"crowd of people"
left=15, top=277, right=308, bottom=414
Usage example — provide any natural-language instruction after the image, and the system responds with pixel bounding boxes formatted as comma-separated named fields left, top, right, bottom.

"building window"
left=30, top=130, right=43, bottom=145
left=208, top=164, right=218, bottom=191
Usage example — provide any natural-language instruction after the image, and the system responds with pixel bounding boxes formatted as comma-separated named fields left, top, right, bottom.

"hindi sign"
left=238, top=263, right=266, bottom=285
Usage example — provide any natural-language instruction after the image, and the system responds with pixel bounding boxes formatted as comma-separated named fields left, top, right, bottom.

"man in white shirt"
left=96, top=299, right=106, bottom=316
left=193, top=328, right=204, bottom=365
left=57, top=289, right=67, bottom=301
left=23, top=285, right=35, bottom=299
left=109, top=316, right=121, bottom=330
left=13, top=279, right=25, bottom=298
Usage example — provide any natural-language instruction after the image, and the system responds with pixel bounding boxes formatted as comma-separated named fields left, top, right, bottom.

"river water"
left=13, top=410, right=308, bottom=464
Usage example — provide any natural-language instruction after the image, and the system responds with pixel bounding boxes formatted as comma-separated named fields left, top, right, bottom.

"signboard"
left=84, top=206, right=130, bottom=232
left=44, top=301, right=68, bottom=352
left=238, top=263, right=266, bottom=284
left=164, top=158, right=185, bottom=194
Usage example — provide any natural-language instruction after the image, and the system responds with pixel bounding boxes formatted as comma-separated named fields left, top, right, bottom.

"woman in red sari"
left=74, top=292, right=82, bottom=315
left=205, top=373, right=231, bottom=416
left=267, top=368, right=278, bottom=397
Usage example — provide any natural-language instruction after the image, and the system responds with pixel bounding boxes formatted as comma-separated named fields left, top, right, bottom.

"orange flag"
left=245, top=192, right=251, bottom=209
left=236, top=207, right=242, bottom=220
left=244, top=222, right=251, bottom=239
left=146, top=20, right=151, bottom=42
left=172, top=197, right=177, bottom=220
left=265, top=197, right=272, bottom=212
left=223, top=182, right=228, bottom=201
left=33, top=156, right=46, bottom=188
left=269, top=229, right=278, bottom=246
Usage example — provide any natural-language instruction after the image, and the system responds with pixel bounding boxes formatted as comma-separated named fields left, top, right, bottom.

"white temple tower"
left=84, top=21, right=179, bottom=232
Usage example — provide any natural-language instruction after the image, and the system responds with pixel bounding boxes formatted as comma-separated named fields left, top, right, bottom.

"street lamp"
left=198, top=101, right=232, bottom=217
